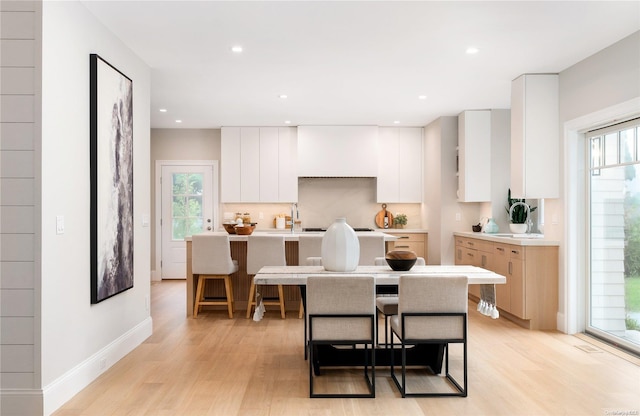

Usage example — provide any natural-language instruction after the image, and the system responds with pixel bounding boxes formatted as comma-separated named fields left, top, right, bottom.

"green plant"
left=505, top=188, right=537, bottom=224
left=626, top=315, right=640, bottom=331
left=394, top=213, right=407, bottom=225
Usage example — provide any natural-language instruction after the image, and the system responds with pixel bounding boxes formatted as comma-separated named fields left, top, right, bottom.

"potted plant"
left=394, top=213, right=407, bottom=229
left=505, top=189, right=537, bottom=233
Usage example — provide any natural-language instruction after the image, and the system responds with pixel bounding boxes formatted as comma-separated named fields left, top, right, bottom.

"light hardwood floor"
left=54, top=280, right=640, bottom=416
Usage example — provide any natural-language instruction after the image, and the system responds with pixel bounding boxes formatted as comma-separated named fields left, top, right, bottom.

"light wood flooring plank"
left=54, top=280, right=640, bottom=416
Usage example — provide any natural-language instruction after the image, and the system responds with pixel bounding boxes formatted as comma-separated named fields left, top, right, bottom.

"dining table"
left=253, top=264, right=506, bottom=374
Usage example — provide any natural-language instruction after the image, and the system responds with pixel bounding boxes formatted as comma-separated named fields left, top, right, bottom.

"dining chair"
left=373, top=256, right=425, bottom=347
left=192, top=232, right=238, bottom=318
left=297, top=235, right=324, bottom=319
left=307, top=274, right=376, bottom=398
left=390, top=274, right=469, bottom=397
left=357, top=234, right=386, bottom=265
left=246, top=235, right=287, bottom=319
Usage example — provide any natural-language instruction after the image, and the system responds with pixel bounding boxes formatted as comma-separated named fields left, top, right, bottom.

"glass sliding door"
left=587, top=119, right=640, bottom=354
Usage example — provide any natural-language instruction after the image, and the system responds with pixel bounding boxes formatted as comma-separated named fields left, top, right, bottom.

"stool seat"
left=376, top=296, right=399, bottom=315
left=192, top=233, right=238, bottom=318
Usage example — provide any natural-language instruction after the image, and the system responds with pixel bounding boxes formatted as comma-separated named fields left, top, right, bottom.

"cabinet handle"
left=508, top=261, right=512, bottom=275
left=481, top=255, right=486, bottom=267
left=467, top=253, right=474, bottom=257
left=496, top=247, right=505, bottom=252
left=467, top=242, right=474, bottom=246
left=511, top=250, right=519, bottom=255
left=396, top=245, right=410, bottom=249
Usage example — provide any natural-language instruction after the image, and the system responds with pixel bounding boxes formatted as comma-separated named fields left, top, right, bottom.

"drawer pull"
left=395, top=245, right=410, bottom=249
left=511, top=250, right=519, bottom=255
left=496, top=247, right=505, bottom=252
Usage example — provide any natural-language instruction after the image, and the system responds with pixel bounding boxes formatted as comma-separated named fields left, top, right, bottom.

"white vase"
left=509, top=223, right=528, bottom=234
left=321, top=218, right=360, bottom=272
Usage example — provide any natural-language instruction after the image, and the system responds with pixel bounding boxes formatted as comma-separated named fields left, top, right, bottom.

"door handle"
left=207, top=226, right=212, bottom=230
left=207, top=218, right=212, bottom=223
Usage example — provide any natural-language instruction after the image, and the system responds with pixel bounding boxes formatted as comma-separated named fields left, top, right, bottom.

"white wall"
left=39, top=2, right=151, bottom=414
left=557, top=30, right=640, bottom=333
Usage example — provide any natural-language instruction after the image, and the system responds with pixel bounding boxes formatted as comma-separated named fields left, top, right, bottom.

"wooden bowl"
left=385, top=250, right=417, bottom=271
left=223, top=223, right=237, bottom=234
left=234, top=224, right=255, bottom=235
left=385, top=250, right=417, bottom=260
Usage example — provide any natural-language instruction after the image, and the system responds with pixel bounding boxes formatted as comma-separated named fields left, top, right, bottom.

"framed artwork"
left=90, top=54, right=134, bottom=304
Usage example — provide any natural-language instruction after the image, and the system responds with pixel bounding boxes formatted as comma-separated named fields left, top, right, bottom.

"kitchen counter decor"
left=321, top=218, right=360, bottom=272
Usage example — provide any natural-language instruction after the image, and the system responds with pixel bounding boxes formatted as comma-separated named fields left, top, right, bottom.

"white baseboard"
left=42, top=317, right=153, bottom=416
left=151, top=269, right=161, bottom=281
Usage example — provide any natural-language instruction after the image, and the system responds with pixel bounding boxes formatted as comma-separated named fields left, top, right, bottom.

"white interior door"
left=161, top=163, right=215, bottom=279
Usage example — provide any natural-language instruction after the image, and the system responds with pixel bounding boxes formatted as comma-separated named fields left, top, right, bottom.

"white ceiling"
left=80, top=1, right=640, bottom=129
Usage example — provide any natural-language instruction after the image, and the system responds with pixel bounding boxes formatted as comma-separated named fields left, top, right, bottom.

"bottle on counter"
left=242, top=212, right=252, bottom=224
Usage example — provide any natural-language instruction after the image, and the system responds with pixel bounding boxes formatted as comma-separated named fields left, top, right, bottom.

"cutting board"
left=374, top=204, right=394, bottom=229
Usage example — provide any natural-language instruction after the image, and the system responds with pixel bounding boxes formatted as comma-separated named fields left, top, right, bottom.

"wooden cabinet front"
left=387, top=232, right=428, bottom=263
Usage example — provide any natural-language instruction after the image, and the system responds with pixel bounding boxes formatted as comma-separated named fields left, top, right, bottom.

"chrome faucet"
left=508, top=201, right=531, bottom=233
left=291, top=203, right=298, bottom=233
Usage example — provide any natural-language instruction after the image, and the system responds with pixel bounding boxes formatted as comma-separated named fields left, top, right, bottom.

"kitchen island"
left=184, top=231, right=398, bottom=317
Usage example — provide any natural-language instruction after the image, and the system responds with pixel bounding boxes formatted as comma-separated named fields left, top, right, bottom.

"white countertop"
left=454, top=231, right=560, bottom=246
left=186, top=230, right=399, bottom=242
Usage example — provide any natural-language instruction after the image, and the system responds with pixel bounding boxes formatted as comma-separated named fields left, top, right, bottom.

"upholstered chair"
left=373, top=256, right=425, bottom=347
left=192, top=233, right=238, bottom=318
left=307, top=275, right=376, bottom=398
left=390, top=274, right=469, bottom=397
left=246, top=235, right=287, bottom=319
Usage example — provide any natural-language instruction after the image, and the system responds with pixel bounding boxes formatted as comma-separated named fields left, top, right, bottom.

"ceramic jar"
left=321, top=218, right=360, bottom=272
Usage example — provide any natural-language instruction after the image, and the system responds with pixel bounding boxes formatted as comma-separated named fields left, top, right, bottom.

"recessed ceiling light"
left=418, top=95, right=427, bottom=100
left=231, top=45, right=243, bottom=53
left=466, top=47, right=479, bottom=54
left=175, top=120, right=182, bottom=123
left=393, top=120, right=400, bottom=124
left=159, top=108, right=167, bottom=112
left=279, top=94, right=288, bottom=99
left=284, top=120, right=291, bottom=124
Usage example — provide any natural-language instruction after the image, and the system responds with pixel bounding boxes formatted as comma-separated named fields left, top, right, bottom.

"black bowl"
left=385, top=258, right=417, bottom=271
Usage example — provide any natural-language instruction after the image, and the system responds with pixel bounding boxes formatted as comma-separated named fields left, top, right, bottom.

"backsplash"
left=222, top=177, right=422, bottom=230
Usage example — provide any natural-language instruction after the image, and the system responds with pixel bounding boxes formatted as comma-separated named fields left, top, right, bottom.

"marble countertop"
left=454, top=231, right=560, bottom=246
left=186, top=230, right=399, bottom=242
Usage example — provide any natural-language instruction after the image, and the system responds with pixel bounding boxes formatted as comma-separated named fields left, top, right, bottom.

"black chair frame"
left=390, top=312, right=467, bottom=397
left=308, top=313, right=376, bottom=398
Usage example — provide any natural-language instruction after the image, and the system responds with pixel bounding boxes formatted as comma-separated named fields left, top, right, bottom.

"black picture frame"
left=90, top=54, right=134, bottom=304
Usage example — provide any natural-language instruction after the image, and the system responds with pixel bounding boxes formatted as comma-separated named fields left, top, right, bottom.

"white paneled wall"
left=0, top=0, right=39, bottom=398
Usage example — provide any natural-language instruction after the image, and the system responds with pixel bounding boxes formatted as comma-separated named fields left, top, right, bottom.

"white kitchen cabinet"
left=510, top=74, right=559, bottom=199
left=240, top=127, right=260, bottom=202
left=297, top=126, right=378, bottom=177
left=221, top=126, right=298, bottom=202
left=377, top=127, right=423, bottom=203
left=458, top=110, right=491, bottom=202
left=221, top=127, right=241, bottom=202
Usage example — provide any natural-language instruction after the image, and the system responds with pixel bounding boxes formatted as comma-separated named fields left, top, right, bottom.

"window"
left=587, top=118, right=640, bottom=354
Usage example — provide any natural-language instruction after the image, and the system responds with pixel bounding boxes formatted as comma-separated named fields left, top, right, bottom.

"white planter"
left=321, top=218, right=360, bottom=272
left=509, top=223, right=528, bottom=234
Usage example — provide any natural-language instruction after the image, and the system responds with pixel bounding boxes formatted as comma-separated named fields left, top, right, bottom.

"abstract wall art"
left=90, top=54, right=134, bottom=304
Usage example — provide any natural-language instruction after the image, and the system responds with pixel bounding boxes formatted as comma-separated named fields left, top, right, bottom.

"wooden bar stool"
left=192, top=232, right=238, bottom=318
left=246, top=235, right=287, bottom=319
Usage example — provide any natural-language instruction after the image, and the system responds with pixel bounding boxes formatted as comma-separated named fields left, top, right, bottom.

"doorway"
left=156, top=161, right=218, bottom=279
left=587, top=120, right=640, bottom=354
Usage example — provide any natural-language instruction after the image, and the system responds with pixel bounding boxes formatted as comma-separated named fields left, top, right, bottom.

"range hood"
left=297, top=126, right=378, bottom=177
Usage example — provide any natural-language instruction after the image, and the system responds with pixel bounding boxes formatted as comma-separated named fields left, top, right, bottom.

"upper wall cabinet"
left=510, top=74, right=559, bottom=199
left=297, top=126, right=378, bottom=177
left=458, top=110, right=492, bottom=202
left=221, top=127, right=297, bottom=203
left=377, top=127, right=423, bottom=203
